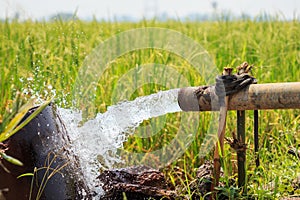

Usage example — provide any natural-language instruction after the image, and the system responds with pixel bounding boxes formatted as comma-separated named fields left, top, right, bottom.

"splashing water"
left=58, top=89, right=182, bottom=195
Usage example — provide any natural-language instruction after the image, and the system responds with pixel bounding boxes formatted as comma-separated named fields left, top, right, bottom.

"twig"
left=211, top=67, right=232, bottom=195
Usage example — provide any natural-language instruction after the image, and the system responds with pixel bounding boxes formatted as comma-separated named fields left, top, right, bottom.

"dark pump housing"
left=0, top=104, right=91, bottom=200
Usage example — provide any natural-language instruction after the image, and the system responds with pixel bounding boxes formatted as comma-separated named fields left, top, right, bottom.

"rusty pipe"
left=178, top=82, right=300, bottom=111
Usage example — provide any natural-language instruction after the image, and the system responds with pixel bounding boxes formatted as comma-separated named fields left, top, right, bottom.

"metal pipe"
left=254, top=110, right=259, bottom=167
left=237, top=110, right=246, bottom=189
left=178, top=82, right=300, bottom=111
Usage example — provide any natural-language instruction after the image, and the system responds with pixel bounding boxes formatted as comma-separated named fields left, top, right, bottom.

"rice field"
left=0, top=17, right=300, bottom=199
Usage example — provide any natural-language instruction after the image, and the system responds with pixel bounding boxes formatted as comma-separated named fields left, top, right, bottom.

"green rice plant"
left=0, top=17, right=299, bottom=199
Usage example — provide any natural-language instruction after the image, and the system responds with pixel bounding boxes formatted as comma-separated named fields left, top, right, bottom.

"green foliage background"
left=0, top=18, right=299, bottom=199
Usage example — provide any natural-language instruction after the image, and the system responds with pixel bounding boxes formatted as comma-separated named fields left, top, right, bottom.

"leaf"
left=0, top=99, right=35, bottom=142
left=0, top=99, right=52, bottom=142
left=17, top=172, right=34, bottom=179
left=0, top=152, right=23, bottom=166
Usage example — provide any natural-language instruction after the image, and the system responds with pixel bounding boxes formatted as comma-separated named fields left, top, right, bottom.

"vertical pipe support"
left=254, top=110, right=260, bottom=167
left=237, top=110, right=246, bottom=189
